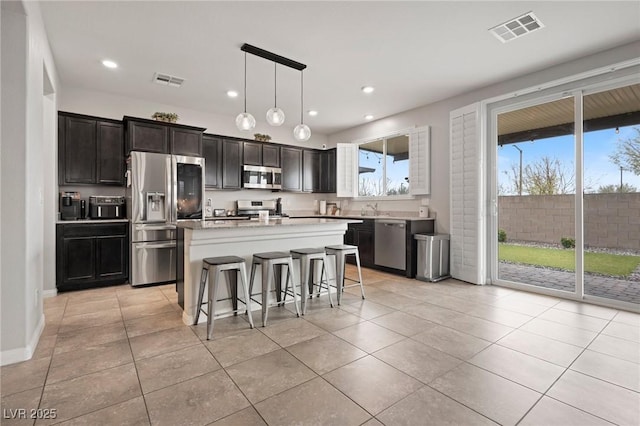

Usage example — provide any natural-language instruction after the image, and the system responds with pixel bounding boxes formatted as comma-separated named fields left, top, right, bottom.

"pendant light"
left=293, top=70, right=311, bottom=141
left=235, top=51, right=256, bottom=131
left=266, top=62, right=285, bottom=126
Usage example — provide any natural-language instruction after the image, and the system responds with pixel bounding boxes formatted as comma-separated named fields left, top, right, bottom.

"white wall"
left=329, top=40, right=640, bottom=234
left=59, top=87, right=328, bottom=150
left=1, top=0, right=59, bottom=365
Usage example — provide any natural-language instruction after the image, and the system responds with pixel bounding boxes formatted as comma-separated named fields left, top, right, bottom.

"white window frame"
left=337, top=126, right=430, bottom=198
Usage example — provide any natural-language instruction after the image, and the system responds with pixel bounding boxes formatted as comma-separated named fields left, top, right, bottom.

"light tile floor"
left=1, top=266, right=639, bottom=425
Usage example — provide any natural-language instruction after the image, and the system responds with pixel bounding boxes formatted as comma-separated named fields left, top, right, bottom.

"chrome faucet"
left=366, top=202, right=379, bottom=216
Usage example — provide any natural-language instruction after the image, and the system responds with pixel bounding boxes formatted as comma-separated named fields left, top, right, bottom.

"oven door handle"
left=135, top=242, right=176, bottom=249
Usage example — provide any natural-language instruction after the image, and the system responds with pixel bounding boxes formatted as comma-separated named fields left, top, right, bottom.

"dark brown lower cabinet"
left=344, top=219, right=375, bottom=268
left=56, top=223, right=129, bottom=292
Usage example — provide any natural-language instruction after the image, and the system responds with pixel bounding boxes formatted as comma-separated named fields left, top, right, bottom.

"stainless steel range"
left=236, top=199, right=285, bottom=218
left=126, top=151, right=205, bottom=286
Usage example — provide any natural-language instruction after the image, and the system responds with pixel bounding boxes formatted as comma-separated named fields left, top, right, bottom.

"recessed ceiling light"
left=308, top=110, right=318, bottom=117
left=364, top=114, right=374, bottom=120
left=361, top=86, right=375, bottom=94
left=226, top=90, right=238, bottom=98
left=102, top=60, right=118, bottom=69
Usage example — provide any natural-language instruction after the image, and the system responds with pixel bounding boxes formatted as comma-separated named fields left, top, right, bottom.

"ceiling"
left=39, top=1, right=640, bottom=135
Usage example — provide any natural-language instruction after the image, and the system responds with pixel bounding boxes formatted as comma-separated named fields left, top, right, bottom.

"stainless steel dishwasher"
left=375, top=219, right=406, bottom=270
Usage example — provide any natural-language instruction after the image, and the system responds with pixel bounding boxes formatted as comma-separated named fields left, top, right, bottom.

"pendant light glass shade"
left=266, top=63, right=285, bottom=126
left=266, top=107, right=285, bottom=126
left=236, top=112, right=256, bottom=131
left=236, top=51, right=255, bottom=132
left=293, top=123, right=311, bottom=141
left=293, top=70, right=311, bottom=142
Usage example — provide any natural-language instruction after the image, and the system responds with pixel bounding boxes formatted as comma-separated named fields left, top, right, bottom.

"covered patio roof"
left=498, top=84, right=640, bottom=145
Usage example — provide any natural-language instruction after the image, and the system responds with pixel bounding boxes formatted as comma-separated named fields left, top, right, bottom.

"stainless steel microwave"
left=242, top=165, right=282, bottom=190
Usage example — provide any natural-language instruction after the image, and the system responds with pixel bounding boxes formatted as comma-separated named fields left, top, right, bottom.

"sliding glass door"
left=583, top=84, right=640, bottom=305
left=493, top=81, right=640, bottom=308
left=496, top=96, right=576, bottom=295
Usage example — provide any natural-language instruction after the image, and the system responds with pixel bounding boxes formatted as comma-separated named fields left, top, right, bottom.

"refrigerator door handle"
left=135, top=242, right=176, bottom=250
left=135, top=224, right=176, bottom=231
left=167, top=155, right=175, bottom=224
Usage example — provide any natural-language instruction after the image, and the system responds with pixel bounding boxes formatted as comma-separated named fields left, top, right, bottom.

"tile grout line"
left=116, top=287, right=153, bottom=425
left=513, top=298, right=620, bottom=425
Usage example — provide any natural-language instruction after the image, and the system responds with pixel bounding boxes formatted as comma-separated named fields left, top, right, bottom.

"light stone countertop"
left=177, top=217, right=361, bottom=230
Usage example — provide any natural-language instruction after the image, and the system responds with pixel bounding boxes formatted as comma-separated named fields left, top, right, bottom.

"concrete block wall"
left=498, top=193, right=640, bottom=250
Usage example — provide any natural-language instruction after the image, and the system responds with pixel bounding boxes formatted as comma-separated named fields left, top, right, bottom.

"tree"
left=597, top=183, right=637, bottom=193
left=522, top=156, right=575, bottom=195
left=610, top=127, right=640, bottom=176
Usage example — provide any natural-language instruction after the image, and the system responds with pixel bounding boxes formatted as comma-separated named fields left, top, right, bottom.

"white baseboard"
left=43, top=289, right=58, bottom=298
left=182, top=311, right=196, bottom=326
left=0, top=313, right=45, bottom=366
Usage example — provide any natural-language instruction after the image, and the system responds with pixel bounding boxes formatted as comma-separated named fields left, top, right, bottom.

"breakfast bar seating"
left=290, top=247, right=333, bottom=315
left=249, top=251, right=301, bottom=327
left=195, top=255, right=254, bottom=340
left=325, top=244, right=365, bottom=304
left=177, top=218, right=359, bottom=326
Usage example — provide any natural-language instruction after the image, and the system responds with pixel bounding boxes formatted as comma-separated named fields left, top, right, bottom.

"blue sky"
left=359, top=149, right=409, bottom=193
left=498, top=124, right=640, bottom=193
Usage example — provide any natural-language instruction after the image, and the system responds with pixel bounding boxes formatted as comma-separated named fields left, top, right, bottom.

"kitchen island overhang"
left=176, top=218, right=360, bottom=325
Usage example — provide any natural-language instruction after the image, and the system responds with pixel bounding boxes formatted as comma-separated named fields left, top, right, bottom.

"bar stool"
left=325, top=245, right=365, bottom=305
left=195, top=255, right=254, bottom=340
left=249, top=251, right=301, bottom=327
left=290, top=248, right=334, bottom=315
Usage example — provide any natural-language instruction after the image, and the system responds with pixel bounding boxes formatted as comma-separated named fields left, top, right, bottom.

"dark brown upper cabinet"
left=97, top=121, right=124, bottom=185
left=171, top=127, right=202, bottom=157
left=262, top=144, right=281, bottom=167
left=125, top=119, right=167, bottom=153
left=123, top=116, right=204, bottom=156
left=243, top=141, right=281, bottom=168
left=222, top=139, right=243, bottom=189
left=303, top=149, right=321, bottom=192
left=58, top=112, right=124, bottom=186
left=319, top=149, right=337, bottom=193
left=281, top=146, right=303, bottom=192
left=243, top=141, right=263, bottom=166
left=202, top=135, right=222, bottom=189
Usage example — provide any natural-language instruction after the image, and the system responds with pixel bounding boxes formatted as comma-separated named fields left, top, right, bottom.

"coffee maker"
left=60, top=191, right=81, bottom=220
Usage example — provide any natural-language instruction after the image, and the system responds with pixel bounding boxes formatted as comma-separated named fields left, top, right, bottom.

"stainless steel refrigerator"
left=126, top=151, right=205, bottom=286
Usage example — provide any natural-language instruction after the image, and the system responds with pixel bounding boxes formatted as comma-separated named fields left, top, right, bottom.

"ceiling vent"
left=153, top=72, right=184, bottom=87
left=489, top=12, right=544, bottom=43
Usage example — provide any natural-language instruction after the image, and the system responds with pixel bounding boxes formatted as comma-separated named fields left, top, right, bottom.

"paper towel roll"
left=319, top=200, right=327, bottom=215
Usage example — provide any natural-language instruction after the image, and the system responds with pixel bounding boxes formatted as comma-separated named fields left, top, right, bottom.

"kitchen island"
left=176, top=218, right=358, bottom=325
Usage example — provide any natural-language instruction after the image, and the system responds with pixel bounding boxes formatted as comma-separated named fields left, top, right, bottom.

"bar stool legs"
left=326, top=245, right=366, bottom=305
left=249, top=252, right=300, bottom=327
left=291, top=248, right=333, bottom=315
left=194, top=256, right=254, bottom=340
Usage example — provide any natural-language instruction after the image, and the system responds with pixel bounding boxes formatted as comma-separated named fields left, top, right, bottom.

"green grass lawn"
left=499, top=243, right=640, bottom=278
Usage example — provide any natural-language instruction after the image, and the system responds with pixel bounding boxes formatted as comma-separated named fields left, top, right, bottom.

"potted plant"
left=151, top=112, right=179, bottom=123
left=254, top=133, right=272, bottom=142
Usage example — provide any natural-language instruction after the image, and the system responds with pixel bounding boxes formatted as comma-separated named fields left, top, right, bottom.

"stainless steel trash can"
left=415, top=234, right=450, bottom=282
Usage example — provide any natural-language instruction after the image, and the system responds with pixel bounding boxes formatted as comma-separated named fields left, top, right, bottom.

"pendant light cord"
left=300, top=70, right=304, bottom=124
left=274, top=62, right=277, bottom=108
left=243, top=51, right=247, bottom=113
